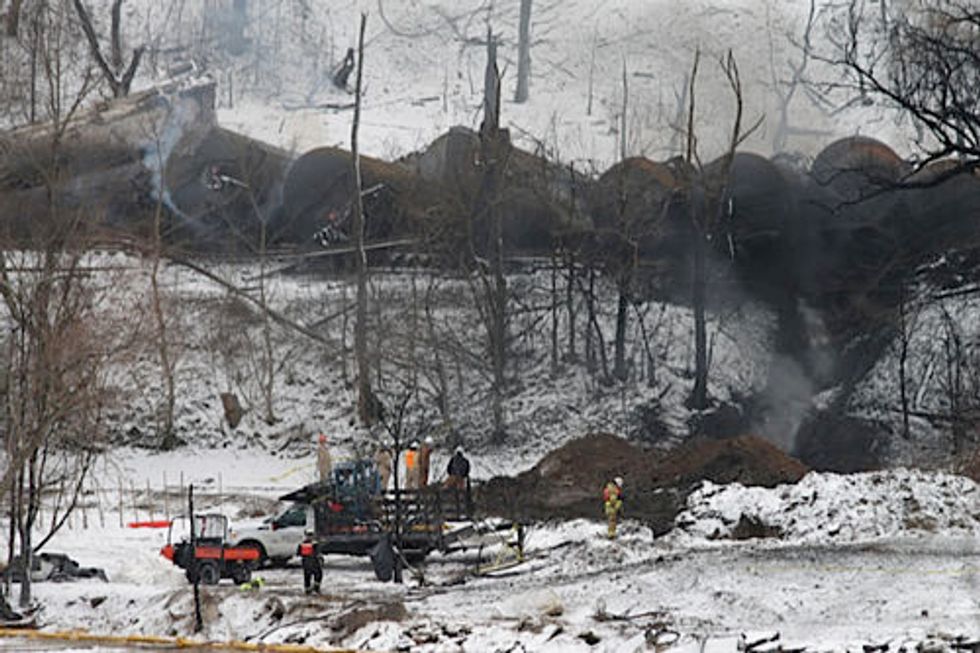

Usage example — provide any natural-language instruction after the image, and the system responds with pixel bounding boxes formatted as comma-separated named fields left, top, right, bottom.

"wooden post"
left=130, top=481, right=138, bottom=523
left=117, top=478, right=123, bottom=528
left=96, top=480, right=106, bottom=529
left=146, top=478, right=153, bottom=522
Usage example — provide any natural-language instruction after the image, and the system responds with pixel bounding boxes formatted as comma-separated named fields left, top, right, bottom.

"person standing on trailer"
left=317, top=433, right=333, bottom=483
left=404, top=441, right=419, bottom=489
left=375, top=445, right=393, bottom=492
left=445, top=447, right=470, bottom=490
left=418, top=436, right=434, bottom=488
left=445, top=447, right=472, bottom=515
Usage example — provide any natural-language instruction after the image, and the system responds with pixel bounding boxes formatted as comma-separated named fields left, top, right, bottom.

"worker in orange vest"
left=603, top=477, right=624, bottom=539
left=298, top=530, right=322, bottom=594
left=404, top=441, right=419, bottom=489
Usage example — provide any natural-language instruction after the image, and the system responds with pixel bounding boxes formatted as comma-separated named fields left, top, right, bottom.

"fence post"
left=96, top=479, right=105, bottom=529
left=147, top=478, right=153, bottom=522
left=117, top=477, right=124, bottom=528
left=130, top=480, right=138, bottom=524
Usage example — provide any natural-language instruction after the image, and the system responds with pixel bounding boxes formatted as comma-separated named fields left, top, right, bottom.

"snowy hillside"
left=110, top=0, right=915, bottom=167
left=85, top=252, right=773, bottom=474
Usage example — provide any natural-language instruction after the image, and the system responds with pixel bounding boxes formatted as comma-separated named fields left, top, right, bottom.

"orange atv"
left=161, top=513, right=258, bottom=585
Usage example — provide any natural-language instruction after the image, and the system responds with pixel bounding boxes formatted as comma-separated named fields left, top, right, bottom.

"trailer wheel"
left=403, top=549, right=429, bottom=564
left=197, top=560, right=220, bottom=585
left=230, top=564, right=252, bottom=585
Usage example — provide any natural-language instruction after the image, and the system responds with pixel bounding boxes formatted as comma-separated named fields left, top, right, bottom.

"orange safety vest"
left=299, top=542, right=315, bottom=556
left=603, top=482, right=622, bottom=505
left=405, top=449, right=417, bottom=469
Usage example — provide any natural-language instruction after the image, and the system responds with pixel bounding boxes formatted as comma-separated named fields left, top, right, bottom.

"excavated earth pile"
left=478, top=433, right=808, bottom=535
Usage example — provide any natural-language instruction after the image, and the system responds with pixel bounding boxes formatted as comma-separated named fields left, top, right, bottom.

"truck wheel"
left=237, top=541, right=268, bottom=566
left=197, top=560, right=220, bottom=585
left=231, top=564, right=252, bottom=585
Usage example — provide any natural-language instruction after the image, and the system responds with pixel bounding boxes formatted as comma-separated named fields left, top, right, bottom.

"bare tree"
left=514, top=0, right=532, bottom=103
left=72, top=0, right=144, bottom=98
left=351, top=13, right=377, bottom=425
left=766, top=0, right=830, bottom=152
left=896, top=285, right=921, bottom=439
left=683, top=50, right=763, bottom=410
left=469, top=28, right=510, bottom=441
left=812, top=0, right=980, bottom=170
left=0, top=245, right=111, bottom=607
left=5, top=0, right=23, bottom=37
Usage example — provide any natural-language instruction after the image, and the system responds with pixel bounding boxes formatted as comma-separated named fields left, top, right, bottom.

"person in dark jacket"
left=298, top=530, right=322, bottom=594
left=446, top=447, right=470, bottom=489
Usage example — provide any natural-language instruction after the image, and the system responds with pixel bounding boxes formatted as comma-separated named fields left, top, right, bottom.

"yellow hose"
left=0, top=627, right=378, bottom=652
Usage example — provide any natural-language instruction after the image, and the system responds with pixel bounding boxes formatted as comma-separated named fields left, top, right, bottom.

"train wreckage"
left=3, top=78, right=980, bottom=346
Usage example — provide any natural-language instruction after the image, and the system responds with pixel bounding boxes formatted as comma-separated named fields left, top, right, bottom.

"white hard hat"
left=424, top=436, right=434, bottom=445
left=614, top=476, right=623, bottom=487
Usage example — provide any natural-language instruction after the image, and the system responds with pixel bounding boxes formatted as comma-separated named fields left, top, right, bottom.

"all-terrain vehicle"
left=160, top=513, right=259, bottom=585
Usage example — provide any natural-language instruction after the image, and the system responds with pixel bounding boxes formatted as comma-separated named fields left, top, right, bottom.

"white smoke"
left=141, top=80, right=216, bottom=221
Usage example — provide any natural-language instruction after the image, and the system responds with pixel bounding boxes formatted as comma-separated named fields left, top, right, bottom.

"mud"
left=478, top=433, right=807, bottom=535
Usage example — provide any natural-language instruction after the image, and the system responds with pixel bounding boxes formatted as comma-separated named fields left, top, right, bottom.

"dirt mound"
left=954, top=445, right=980, bottom=483
left=655, top=435, right=809, bottom=487
left=478, top=433, right=807, bottom=535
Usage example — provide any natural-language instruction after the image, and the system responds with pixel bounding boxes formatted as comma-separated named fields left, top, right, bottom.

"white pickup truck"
left=228, top=501, right=310, bottom=567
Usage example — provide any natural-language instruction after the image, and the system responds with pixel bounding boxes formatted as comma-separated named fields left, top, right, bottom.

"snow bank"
left=673, top=468, right=980, bottom=544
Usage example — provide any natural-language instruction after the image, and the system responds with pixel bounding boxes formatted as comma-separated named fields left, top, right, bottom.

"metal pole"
left=189, top=484, right=202, bottom=633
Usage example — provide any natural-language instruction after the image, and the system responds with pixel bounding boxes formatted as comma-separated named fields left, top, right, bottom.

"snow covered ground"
left=3, top=461, right=977, bottom=652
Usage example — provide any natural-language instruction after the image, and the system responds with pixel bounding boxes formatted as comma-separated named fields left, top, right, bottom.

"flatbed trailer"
left=280, top=471, right=521, bottom=568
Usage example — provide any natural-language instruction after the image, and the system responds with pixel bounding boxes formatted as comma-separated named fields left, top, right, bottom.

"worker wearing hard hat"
left=603, top=476, right=624, bottom=540
left=298, top=530, right=322, bottom=595
left=404, top=441, right=419, bottom=489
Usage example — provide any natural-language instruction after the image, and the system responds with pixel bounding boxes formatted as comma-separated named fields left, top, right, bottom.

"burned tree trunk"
left=471, top=29, right=509, bottom=441
left=514, top=0, right=532, bottom=103
left=6, top=0, right=23, bottom=37
left=72, top=0, right=144, bottom=98
left=352, top=13, right=374, bottom=426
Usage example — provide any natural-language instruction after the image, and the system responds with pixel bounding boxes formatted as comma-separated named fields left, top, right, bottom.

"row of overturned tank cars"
left=3, top=82, right=980, bottom=434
